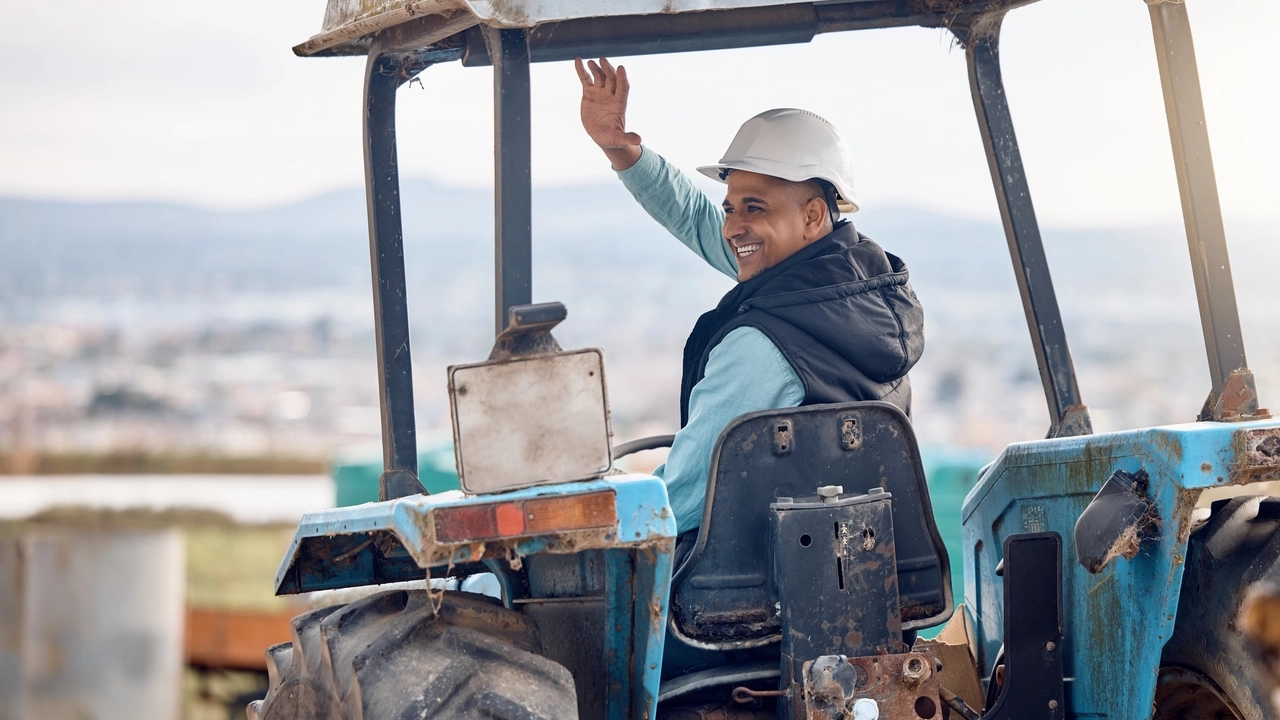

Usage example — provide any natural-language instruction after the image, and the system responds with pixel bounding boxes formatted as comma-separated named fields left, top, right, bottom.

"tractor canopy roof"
left=295, top=0, right=1036, bottom=60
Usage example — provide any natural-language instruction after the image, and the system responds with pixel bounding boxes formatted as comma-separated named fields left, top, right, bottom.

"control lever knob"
left=817, top=485, right=844, bottom=503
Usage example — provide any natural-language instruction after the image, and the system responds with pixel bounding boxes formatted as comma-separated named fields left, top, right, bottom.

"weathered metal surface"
left=732, top=686, right=788, bottom=703
left=450, top=303, right=613, bottom=494
left=489, top=302, right=566, bottom=360
left=1073, top=469, right=1160, bottom=574
left=671, top=402, right=952, bottom=655
left=275, top=474, right=674, bottom=719
left=1212, top=369, right=1269, bottom=422
left=295, top=0, right=1043, bottom=58
left=1238, top=428, right=1280, bottom=477
left=449, top=349, right=612, bottom=493
left=496, top=539, right=676, bottom=720
left=516, top=541, right=676, bottom=720
left=1148, top=1, right=1262, bottom=423
left=952, top=16, right=1091, bottom=441
left=490, top=27, right=533, bottom=335
left=981, top=533, right=1064, bottom=720
left=803, top=652, right=941, bottom=720
left=962, top=418, right=1280, bottom=719
left=772, top=491, right=902, bottom=718
left=275, top=474, right=673, bottom=593
left=802, top=655, right=858, bottom=719
left=362, top=49, right=427, bottom=502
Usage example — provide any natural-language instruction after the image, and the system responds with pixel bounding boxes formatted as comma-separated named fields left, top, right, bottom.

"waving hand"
left=576, top=57, right=643, bottom=169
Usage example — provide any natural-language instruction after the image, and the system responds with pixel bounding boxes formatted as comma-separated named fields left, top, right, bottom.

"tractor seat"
left=668, top=401, right=953, bottom=649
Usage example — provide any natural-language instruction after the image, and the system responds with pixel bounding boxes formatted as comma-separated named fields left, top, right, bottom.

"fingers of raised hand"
left=616, top=65, right=630, bottom=103
left=574, top=57, right=591, bottom=88
left=586, top=59, right=606, bottom=88
left=600, top=58, right=618, bottom=94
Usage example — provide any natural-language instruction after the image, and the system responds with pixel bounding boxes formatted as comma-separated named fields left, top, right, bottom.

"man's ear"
left=803, top=196, right=830, bottom=240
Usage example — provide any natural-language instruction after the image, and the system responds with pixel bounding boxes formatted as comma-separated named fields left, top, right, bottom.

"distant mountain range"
left=1, top=179, right=1274, bottom=329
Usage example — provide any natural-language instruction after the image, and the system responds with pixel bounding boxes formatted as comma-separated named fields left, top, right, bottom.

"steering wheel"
left=612, top=434, right=675, bottom=460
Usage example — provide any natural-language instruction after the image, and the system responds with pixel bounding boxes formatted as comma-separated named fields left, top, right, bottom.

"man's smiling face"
left=721, top=170, right=832, bottom=282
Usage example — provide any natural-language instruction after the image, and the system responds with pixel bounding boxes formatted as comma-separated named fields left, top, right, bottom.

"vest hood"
left=739, top=222, right=924, bottom=383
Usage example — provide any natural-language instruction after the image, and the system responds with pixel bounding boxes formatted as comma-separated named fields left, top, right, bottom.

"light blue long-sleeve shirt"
left=617, top=147, right=805, bottom=533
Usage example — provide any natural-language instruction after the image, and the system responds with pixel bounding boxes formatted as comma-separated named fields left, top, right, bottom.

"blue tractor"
left=253, top=2, right=1280, bottom=719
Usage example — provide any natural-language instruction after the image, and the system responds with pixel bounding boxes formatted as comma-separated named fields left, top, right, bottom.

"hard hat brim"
left=697, top=160, right=859, bottom=213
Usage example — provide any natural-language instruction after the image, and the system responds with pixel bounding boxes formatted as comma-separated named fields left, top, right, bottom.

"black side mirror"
left=1074, top=469, right=1160, bottom=574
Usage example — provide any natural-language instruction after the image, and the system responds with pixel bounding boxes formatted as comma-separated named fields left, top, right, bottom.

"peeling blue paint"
left=963, top=418, right=1278, bottom=719
left=273, top=473, right=675, bottom=719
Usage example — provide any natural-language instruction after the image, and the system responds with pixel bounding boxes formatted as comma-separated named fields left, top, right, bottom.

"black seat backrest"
left=669, top=401, right=952, bottom=648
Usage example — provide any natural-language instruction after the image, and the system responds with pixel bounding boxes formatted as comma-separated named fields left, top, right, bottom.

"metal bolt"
left=901, top=655, right=930, bottom=687
left=1049, top=699, right=1059, bottom=710
left=1045, top=641, right=1056, bottom=651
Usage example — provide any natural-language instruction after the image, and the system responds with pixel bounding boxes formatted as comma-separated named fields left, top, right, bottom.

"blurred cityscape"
left=2, top=178, right=1278, bottom=469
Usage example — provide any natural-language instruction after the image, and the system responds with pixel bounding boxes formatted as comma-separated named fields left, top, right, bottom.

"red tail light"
left=434, top=491, right=617, bottom=543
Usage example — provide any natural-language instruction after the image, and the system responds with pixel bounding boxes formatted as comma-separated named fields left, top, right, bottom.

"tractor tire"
left=1153, top=495, right=1280, bottom=720
left=248, top=589, right=578, bottom=720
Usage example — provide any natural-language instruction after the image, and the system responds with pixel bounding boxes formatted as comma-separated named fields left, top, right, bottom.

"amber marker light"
left=434, top=491, right=617, bottom=543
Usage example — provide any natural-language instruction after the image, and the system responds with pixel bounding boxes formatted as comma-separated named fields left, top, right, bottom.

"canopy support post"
left=489, top=28, right=533, bottom=334
left=955, top=16, right=1092, bottom=439
left=363, top=47, right=428, bottom=500
left=1148, top=1, right=1264, bottom=421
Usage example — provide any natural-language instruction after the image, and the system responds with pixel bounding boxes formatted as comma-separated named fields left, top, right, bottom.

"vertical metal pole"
left=363, top=50, right=426, bottom=500
left=1148, top=1, right=1262, bottom=421
left=490, top=28, right=533, bottom=335
left=956, top=18, right=1092, bottom=439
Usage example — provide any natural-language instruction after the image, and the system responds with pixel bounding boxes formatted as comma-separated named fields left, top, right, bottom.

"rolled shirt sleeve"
left=653, top=326, right=805, bottom=534
left=616, top=146, right=738, bottom=280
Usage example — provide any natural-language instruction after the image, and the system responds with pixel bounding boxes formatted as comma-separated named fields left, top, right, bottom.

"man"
left=576, top=58, right=924, bottom=535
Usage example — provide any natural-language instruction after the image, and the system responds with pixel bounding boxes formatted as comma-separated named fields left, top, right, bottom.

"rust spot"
left=1201, top=462, right=1213, bottom=473
left=1215, top=369, right=1266, bottom=420
left=835, top=651, right=942, bottom=719
left=1233, top=428, right=1280, bottom=484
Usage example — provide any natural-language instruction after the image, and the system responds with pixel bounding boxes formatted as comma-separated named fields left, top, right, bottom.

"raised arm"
left=576, top=57, right=736, bottom=279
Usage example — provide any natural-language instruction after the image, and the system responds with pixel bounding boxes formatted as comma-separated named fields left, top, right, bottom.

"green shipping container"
left=331, top=439, right=462, bottom=507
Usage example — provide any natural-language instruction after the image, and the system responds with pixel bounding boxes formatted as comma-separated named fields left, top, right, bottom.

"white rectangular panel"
left=449, top=349, right=612, bottom=494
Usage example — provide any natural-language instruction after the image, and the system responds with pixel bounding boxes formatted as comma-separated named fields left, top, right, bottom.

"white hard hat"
left=698, top=108, right=859, bottom=213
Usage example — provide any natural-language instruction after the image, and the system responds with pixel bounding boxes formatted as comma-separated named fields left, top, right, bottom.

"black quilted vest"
left=679, top=221, right=924, bottom=426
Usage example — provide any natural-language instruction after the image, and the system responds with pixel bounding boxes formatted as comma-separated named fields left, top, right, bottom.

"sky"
left=0, top=0, right=1276, bottom=228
